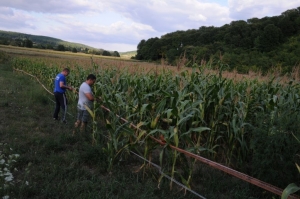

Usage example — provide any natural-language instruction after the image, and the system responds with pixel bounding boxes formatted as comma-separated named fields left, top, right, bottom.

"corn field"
left=11, top=56, right=300, bottom=195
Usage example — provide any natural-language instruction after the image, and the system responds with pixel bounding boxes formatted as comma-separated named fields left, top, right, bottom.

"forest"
left=135, top=7, right=300, bottom=74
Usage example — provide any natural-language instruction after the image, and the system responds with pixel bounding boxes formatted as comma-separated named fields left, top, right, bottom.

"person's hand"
left=96, top=97, right=102, bottom=102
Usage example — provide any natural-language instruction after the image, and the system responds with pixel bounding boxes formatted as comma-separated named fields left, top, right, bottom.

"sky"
left=0, top=1, right=299, bottom=52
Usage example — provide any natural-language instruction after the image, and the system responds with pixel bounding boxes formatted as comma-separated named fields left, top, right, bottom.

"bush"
left=0, top=51, right=10, bottom=64
left=250, top=110, right=300, bottom=188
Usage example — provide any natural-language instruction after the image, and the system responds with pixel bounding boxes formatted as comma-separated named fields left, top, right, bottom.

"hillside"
left=0, top=30, right=139, bottom=57
left=0, top=30, right=114, bottom=53
left=119, top=51, right=137, bottom=59
left=135, top=7, right=300, bottom=74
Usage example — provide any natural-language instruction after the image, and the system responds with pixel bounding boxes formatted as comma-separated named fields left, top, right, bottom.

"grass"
left=0, top=50, right=285, bottom=199
left=0, top=60, right=204, bottom=199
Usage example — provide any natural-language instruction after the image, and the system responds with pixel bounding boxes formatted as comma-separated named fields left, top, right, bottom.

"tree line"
left=135, top=7, right=300, bottom=74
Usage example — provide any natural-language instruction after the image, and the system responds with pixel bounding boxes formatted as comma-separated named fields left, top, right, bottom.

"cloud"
left=228, top=0, right=300, bottom=20
left=189, top=14, right=207, bottom=22
left=40, top=14, right=157, bottom=47
left=0, top=7, right=36, bottom=30
left=0, top=0, right=232, bottom=51
left=0, top=0, right=104, bottom=14
left=0, top=0, right=299, bottom=52
left=107, top=0, right=231, bottom=31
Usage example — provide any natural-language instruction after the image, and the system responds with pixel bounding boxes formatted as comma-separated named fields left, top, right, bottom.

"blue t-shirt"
left=54, top=73, right=66, bottom=93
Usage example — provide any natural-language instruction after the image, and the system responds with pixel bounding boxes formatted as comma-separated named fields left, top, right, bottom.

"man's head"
left=62, top=68, right=70, bottom=76
left=86, top=74, right=96, bottom=86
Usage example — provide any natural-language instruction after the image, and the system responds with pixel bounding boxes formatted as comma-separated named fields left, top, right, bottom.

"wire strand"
left=14, top=68, right=300, bottom=199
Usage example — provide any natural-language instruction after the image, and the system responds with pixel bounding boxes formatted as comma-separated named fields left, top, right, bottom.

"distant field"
left=0, top=44, right=186, bottom=76
left=0, top=44, right=135, bottom=60
left=1, top=44, right=296, bottom=83
left=119, top=51, right=137, bottom=59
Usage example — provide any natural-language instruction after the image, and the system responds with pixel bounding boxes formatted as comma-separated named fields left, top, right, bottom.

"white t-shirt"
left=77, top=82, right=93, bottom=110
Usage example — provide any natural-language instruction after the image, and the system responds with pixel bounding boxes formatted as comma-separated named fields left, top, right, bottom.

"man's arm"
left=60, top=81, right=73, bottom=90
left=84, top=92, right=94, bottom=101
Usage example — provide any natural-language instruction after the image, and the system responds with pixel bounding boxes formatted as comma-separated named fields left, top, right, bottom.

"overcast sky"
left=0, top=1, right=299, bottom=52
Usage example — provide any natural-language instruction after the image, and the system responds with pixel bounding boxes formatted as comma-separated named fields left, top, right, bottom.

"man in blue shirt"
left=53, top=68, right=73, bottom=123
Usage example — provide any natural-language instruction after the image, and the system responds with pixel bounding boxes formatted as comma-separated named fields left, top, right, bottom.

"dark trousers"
left=53, top=92, right=68, bottom=121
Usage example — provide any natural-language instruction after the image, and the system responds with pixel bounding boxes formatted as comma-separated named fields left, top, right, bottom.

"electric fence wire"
left=129, top=151, right=206, bottom=199
left=46, top=97, right=206, bottom=199
left=15, top=68, right=300, bottom=199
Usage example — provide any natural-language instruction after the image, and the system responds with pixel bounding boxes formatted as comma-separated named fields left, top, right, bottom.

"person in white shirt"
left=75, top=74, right=96, bottom=131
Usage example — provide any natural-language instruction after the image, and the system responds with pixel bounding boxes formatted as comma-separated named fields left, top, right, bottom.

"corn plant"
left=103, top=112, right=135, bottom=171
left=12, top=55, right=300, bottom=194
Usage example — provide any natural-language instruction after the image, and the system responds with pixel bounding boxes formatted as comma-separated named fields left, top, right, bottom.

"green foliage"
left=0, top=51, right=10, bottom=64
left=0, top=30, right=125, bottom=55
left=282, top=128, right=300, bottom=198
left=57, top=44, right=65, bottom=51
left=166, top=48, right=179, bottom=64
left=102, top=50, right=111, bottom=56
left=259, top=24, right=283, bottom=52
left=250, top=88, right=300, bottom=187
left=136, top=6, right=300, bottom=74
left=11, top=56, right=300, bottom=198
left=112, top=51, right=120, bottom=57
left=1, top=64, right=202, bottom=199
left=282, top=183, right=300, bottom=199
left=23, top=38, right=33, bottom=48
left=71, top=47, right=77, bottom=53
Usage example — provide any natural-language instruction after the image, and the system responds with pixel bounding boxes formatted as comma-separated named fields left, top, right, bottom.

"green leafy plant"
left=281, top=133, right=300, bottom=199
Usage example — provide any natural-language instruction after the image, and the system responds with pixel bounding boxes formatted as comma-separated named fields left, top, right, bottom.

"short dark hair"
left=63, top=68, right=70, bottom=73
left=87, top=74, right=96, bottom=80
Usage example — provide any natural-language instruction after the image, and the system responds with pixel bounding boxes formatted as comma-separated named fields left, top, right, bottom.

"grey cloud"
left=48, top=30, right=140, bottom=51
left=0, top=0, right=104, bottom=14
left=228, top=0, right=300, bottom=21
left=0, top=8, right=36, bottom=30
left=0, top=0, right=231, bottom=33
left=0, top=7, right=14, bottom=15
left=53, top=22, right=149, bottom=46
left=106, top=1, right=231, bottom=33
